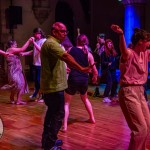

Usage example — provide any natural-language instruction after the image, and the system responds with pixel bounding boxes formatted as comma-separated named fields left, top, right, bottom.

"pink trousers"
left=119, top=85, right=150, bottom=150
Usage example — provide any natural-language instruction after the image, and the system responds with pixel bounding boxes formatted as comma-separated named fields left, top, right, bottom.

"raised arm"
left=7, top=38, right=32, bottom=54
left=31, top=37, right=41, bottom=52
left=111, top=24, right=131, bottom=60
left=20, top=50, right=33, bottom=56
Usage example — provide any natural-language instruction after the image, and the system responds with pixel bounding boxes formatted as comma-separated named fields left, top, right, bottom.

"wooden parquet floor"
left=0, top=83, right=150, bottom=150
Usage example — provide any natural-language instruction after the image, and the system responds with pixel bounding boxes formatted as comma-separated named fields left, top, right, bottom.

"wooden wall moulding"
left=32, top=0, right=51, bottom=24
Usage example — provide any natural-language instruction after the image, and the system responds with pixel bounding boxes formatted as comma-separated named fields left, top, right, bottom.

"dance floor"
left=0, top=83, right=150, bottom=150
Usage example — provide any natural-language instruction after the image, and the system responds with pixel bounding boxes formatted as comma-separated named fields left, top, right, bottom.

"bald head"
left=51, top=22, right=66, bottom=31
left=51, top=22, right=68, bottom=42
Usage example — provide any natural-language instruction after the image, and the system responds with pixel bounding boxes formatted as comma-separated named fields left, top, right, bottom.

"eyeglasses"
left=55, top=29, right=69, bottom=34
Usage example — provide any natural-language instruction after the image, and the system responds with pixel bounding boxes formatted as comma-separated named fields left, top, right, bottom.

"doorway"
left=55, top=1, right=75, bottom=45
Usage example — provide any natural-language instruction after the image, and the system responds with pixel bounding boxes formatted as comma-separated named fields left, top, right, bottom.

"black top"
left=68, top=47, right=89, bottom=79
left=101, top=51, right=117, bottom=71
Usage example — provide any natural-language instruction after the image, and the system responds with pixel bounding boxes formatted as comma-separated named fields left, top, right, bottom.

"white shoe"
left=29, top=95, right=36, bottom=99
left=103, top=97, right=111, bottom=103
left=37, top=99, right=44, bottom=103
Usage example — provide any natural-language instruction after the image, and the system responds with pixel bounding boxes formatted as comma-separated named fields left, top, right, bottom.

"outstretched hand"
left=81, top=62, right=97, bottom=73
left=19, top=52, right=24, bottom=56
left=29, top=37, right=35, bottom=43
left=111, top=24, right=123, bottom=35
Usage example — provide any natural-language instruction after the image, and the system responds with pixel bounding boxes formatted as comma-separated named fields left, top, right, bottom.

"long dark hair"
left=105, top=39, right=117, bottom=57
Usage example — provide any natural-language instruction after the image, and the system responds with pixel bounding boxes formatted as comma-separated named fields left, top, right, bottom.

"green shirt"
left=40, top=36, right=68, bottom=93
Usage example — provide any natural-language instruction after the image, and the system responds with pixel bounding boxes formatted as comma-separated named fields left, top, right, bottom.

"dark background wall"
left=0, top=0, right=150, bottom=72
left=90, top=0, right=124, bottom=51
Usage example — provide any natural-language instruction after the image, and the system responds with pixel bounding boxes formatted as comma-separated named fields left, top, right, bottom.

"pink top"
left=119, top=49, right=150, bottom=86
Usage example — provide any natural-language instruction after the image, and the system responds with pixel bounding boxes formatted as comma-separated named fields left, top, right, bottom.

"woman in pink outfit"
left=111, top=24, right=150, bottom=150
left=1, top=39, right=32, bottom=105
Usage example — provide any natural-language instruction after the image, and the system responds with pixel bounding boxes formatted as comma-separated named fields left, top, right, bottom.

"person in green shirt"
left=41, top=22, right=95, bottom=150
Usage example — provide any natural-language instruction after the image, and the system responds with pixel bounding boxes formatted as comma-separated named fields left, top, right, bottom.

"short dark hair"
left=131, top=28, right=150, bottom=46
left=33, top=27, right=46, bottom=38
left=98, top=33, right=106, bottom=39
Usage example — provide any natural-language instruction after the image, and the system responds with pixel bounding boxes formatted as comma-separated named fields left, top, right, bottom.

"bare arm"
left=111, top=24, right=131, bottom=60
left=30, top=37, right=45, bottom=52
left=61, top=52, right=93, bottom=73
left=7, top=38, right=32, bottom=54
left=88, top=52, right=98, bottom=84
left=20, top=50, right=33, bottom=56
left=33, top=41, right=41, bottom=52
left=0, top=49, right=12, bottom=57
left=0, top=50, right=7, bottom=56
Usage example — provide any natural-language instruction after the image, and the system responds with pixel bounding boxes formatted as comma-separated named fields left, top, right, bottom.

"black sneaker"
left=93, top=87, right=100, bottom=97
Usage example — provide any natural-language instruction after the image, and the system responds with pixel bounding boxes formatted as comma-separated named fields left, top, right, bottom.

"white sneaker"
left=103, top=97, right=111, bottom=103
left=29, top=95, right=36, bottom=99
left=37, top=99, right=44, bottom=103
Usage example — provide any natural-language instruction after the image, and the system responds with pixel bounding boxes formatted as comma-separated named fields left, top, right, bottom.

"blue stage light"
left=124, top=5, right=140, bottom=46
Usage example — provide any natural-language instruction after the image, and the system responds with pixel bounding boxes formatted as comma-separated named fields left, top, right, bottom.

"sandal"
left=16, top=101, right=27, bottom=105
left=10, top=100, right=15, bottom=104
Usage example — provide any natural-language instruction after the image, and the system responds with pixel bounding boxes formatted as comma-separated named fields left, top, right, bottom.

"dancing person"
left=62, top=34, right=97, bottom=132
left=40, top=22, right=94, bottom=150
left=93, top=33, right=106, bottom=97
left=1, top=39, right=32, bottom=105
left=111, top=24, right=150, bottom=150
left=101, top=39, right=118, bottom=103
left=20, top=28, right=46, bottom=102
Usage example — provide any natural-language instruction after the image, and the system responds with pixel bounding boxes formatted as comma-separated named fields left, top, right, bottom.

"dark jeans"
left=32, top=65, right=41, bottom=97
left=103, top=70, right=118, bottom=97
left=42, top=91, right=65, bottom=149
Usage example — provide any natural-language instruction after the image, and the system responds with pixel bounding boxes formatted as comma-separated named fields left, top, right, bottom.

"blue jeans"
left=42, top=91, right=65, bottom=149
left=103, top=70, right=118, bottom=97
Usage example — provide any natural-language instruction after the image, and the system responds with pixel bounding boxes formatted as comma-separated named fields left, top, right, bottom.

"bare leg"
left=80, top=92, right=96, bottom=123
left=62, top=92, right=72, bottom=132
left=35, top=90, right=44, bottom=103
left=10, top=91, right=15, bottom=104
left=16, top=89, right=26, bottom=105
